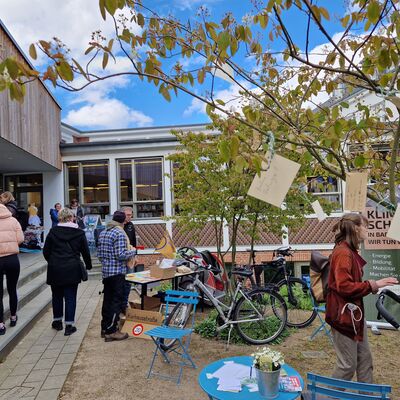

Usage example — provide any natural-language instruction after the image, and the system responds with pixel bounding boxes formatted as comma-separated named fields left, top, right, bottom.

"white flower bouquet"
left=252, top=347, right=284, bottom=372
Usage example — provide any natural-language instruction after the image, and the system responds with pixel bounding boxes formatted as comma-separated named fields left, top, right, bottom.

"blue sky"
left=0, top=1, right=347, bottom=130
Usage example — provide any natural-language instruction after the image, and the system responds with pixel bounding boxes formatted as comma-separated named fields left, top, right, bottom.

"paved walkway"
left=0, top=279, right=101, bottom=400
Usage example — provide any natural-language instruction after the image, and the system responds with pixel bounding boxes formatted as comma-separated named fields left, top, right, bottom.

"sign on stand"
left=361, top=208, right=400, bottom=328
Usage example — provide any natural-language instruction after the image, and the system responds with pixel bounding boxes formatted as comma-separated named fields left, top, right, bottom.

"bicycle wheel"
left=234, top=289, right=287, bottom=345
left=159, top=302, right=193, bottom=351
left=277, top=277, right=317, bottom=328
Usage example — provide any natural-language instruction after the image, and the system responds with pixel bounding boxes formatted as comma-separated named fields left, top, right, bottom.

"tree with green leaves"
left=1, top=0, right=399, bottom=207
left=169, top=115, right=313, bottom=266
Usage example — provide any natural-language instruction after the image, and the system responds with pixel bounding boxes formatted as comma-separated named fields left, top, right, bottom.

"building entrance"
left=4, top=174, right=43, bottom=224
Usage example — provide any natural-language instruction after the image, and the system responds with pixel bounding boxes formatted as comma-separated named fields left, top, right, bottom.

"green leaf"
left=259, top=14, right=269, bottom=29
left=29, top=44, right=37, bottom=60
left=219, top=140, right=231, bottom=162
left=354, top=155, right=365, bottom=168
left=341, top=14, right=350, bottom=28
left=9, top=82, right=25, bottom=102
left=72, top=58, right=88, bottom=79
left=137, top=13, right=145, bottom=27
left=217, top=30, right=230, bottom=52
left=159, top=85, right=171, bottom=102
left=340, top=101, right=349, bottom=108
left=102, top=52, right=109, bottom=69
left=319, top=7, right=330, bottom=20
left=99, top=0, right=106, bottom=20
left=367, top=1, right=380, bottom=24
left=378, top=49, right=390, bottom=70
left=216, top=99, right=225, bottom=105
left=56, top=61, right=73, bottom=81
left=84, top=46, right=95, bottom=55
left=230, top=136, right=240, bottom=158
left=386, top=107, right=394, bottom=118
left=5, top=58, right=19, bottom=79
left=105, top=0, right=118, bottom=15
left=198, top=69, right=205, bottom=84
left=0, top=77, right=6, bottom=92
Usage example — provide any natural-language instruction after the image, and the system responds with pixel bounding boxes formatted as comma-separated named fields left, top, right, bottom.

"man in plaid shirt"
left=97, top=211, right=136, bottom=342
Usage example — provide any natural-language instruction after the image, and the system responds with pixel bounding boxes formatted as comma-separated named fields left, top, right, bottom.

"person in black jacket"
left=121, top=207, right=137, bottom=312
left=68, top=199, right=85, bottom=229
left=43, top=208, right=92, bottom=336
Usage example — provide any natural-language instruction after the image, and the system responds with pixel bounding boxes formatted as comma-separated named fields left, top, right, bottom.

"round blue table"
left=198, top=356, right=303, bottom=400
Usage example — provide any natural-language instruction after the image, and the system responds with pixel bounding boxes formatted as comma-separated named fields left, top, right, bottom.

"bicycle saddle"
left=232, top=268, right=253, bottom=277
left=274, top=246, right=292, bottom=257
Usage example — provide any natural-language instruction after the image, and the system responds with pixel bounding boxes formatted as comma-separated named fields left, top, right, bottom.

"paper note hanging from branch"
left=386, top=205, right=400, bottom=242
left=311, top=200, right=326, bottom=221
left=213, top=63, right=235, bottom=84
left=344, top=171, right=368, bottom=212
left=248, top=153, right=301, bottom=208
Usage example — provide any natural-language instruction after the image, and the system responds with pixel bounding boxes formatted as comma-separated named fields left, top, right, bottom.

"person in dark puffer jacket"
left=43, top=208, right=92, bottom=336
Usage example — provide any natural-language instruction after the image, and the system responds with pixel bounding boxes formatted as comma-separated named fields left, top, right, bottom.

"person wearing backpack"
left=326, top=213, right=398, bottom=383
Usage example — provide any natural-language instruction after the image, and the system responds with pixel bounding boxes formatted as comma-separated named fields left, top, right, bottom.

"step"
left=0, top=286, right=52, bottom=361
left=2, top=271, right=48, bottom=321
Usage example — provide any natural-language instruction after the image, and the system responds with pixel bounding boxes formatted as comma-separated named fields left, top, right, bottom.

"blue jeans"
left=51, top=284, right=78, bottom=325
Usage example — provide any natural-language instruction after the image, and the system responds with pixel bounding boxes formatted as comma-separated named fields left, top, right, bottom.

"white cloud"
left=64, top=98, right=153, bottom=129
left=173, top=0, right=222, bottom=11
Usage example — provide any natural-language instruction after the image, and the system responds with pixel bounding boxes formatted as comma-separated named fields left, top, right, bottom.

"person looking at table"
left=326, top=213, right=398, bottom=383
left=120, top=206, right=137, bottom=313
left=97, top=211, right=136, bottom=342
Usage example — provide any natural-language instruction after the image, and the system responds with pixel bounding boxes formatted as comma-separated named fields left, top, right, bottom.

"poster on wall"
left=361, top=207, right=400, bottom=327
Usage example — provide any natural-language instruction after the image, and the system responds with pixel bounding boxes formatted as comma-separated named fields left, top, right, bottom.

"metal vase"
left=255, top=367, right=281, bottom=399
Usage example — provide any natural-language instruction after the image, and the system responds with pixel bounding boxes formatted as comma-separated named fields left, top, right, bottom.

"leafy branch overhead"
left=1, top=0, right=399, bottom=206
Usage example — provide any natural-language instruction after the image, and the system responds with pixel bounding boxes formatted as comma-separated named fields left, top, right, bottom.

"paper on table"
left=208, top=361, right=254, bottom=393
left=344, top=171, right=368, bottom=212
left=248, top=153, right=301, bottom=208
left=386, top=204, right=400, bottom=242
left=311, top=200, right=326, bottom=221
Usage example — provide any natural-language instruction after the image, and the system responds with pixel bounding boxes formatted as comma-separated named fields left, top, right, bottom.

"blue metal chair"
left=304, top=373, right=392, bottom=399
left=308, top=286, right=333, bottom=344
left=144, top=290, right=199, bottom=384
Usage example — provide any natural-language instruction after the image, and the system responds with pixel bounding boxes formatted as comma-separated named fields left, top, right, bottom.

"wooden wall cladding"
left=0, top=26, right=61, bottom=170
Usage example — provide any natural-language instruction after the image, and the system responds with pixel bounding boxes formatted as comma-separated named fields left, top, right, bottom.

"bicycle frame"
left=186, top=271, right=267, bottom=332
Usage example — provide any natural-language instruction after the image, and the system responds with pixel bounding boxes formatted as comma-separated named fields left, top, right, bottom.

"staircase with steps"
left=0, top=252, right=102, bottom=361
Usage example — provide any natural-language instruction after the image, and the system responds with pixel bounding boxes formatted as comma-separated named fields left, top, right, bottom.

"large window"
left=307, top=176, right=342, bottom=212
left=65, top=161, right=110, bottom=218
left=118, top=158, right=164, bottom=219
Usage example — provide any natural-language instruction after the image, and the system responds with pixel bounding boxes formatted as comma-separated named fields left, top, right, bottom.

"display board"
left=361, top=207, right=400, bottom=326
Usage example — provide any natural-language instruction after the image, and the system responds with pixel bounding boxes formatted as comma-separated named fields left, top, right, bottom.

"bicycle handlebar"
left=376, top=289, right=400, bottom=329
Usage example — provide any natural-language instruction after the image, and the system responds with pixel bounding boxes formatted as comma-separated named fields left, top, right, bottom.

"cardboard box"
left=129, top=295, right=161, bottom=311
left=121, top=308, right=162, bottom=340
left=149, top=264, right=176, bottom=279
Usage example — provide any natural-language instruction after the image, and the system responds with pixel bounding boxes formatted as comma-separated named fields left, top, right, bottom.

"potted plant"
left=252, top=347, right=284, bottom=399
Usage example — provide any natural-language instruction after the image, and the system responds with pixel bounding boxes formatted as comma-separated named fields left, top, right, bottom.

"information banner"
left=361, top=208, right=400, bottom=325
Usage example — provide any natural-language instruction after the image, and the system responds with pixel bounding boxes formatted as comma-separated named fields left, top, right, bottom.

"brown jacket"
left=325, top=241, right=378, bottom=341
left=0, top=204, right=24, bottom=257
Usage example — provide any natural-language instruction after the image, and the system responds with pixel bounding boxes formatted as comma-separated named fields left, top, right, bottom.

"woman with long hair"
left=43, top=208, right=92, bottom=336
left=0, top=191, right=18, bottom=218
left=326, top=213, right=398, bottom=383
left=0, top=204, right=24, bottom=335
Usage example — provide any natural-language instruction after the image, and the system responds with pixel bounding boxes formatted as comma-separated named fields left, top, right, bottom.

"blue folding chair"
left=308, top=286, right=333, bottom=344
left=303, top=373, right=392, bottom=399
left=144, top=290, right=199, bottom=384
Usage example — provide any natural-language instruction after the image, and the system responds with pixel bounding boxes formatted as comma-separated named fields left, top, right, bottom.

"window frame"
left=64, top=160, right=110, bottom=216
left=117, top=156, right=165, bottom=220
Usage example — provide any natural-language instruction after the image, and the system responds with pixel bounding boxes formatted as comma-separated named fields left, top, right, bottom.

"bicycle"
left=236, top=246, right=317, bottom=328
left=161, top=250, right=288, bottom=350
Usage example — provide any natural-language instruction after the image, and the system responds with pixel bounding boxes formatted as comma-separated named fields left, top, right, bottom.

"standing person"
left=68, top=199, right=85, bottom=229
left=121, top=206, right=137, bottom=312
left=97, top=211, right=136, bottom=342
left=0, top=191, right=18, bottom=218
left=28, top=203, right=41, bottom=227
left=43, top=208, right=92, bottom=336
left=326, top=213, right=398, bottom=383
left=50, top=203, right=62, bottom=228
left=0, top=204, right=24, bottom=335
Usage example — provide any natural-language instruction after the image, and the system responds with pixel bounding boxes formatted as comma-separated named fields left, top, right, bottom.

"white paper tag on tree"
left=386, top=205, right=400, bottom=242
left=248, top=153, right=301, bottom=208
left=311, top=200, right=326, bottom=221
left=344, top=171, right=368, bottom=212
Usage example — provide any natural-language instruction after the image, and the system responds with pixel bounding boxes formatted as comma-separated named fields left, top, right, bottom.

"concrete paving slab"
left=9, top=363, right=35, bottom=377
left=24, top=369, right=50, bottom=383
left=41, top=375, right=64, bottom=390
left=33, top=358, right=56, bottom=371
left=35, top=388, right=61, bottom=400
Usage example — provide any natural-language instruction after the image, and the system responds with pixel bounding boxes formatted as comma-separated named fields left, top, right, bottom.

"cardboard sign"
left=386, top=204, right=400, bottom=242
left=344, top=172, right=368, bottom=212
left=248, top=153, right=301, bottom=208
left=121, top=308, right=162, bottom=340
left=363, top=207, right=400, bottom=250
left=311, top=200, right=326, bottom=221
